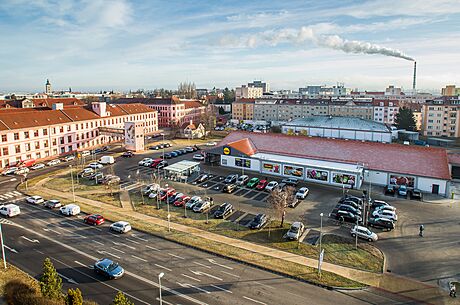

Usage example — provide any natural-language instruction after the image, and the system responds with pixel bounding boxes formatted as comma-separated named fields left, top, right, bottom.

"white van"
left=80, top=150, right=91, bottom=157
left=0, top=204, right=21, bottom=217
left=99, top=155, right=115, bottom=165
left=59, top=204, right=81, bottom=216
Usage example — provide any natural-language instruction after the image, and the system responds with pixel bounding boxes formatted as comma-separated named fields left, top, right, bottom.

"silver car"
left=351, top=225, right=378, bottom=242
left=286, top=222, right=305, bottom=240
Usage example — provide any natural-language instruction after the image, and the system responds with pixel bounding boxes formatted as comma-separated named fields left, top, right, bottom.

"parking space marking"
left=168, top=253, right=185, bottom=260
left=155, top=263, right=172, bottom=271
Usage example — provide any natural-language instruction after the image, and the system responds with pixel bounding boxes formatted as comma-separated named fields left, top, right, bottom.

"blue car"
left=170, top=151, right=179, bottom=157
left=94, top=258, right=124, bottom=279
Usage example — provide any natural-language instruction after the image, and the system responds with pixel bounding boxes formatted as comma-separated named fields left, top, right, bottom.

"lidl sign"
left=223, top=146, right=231, bottom=155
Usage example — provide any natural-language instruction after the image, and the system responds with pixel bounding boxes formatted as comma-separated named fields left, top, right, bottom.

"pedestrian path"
left=0, top=191, right=23, bottom=201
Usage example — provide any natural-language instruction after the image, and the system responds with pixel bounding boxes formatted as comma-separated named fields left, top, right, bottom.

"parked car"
left=256, top=180, right=268, bottom=190
left=174, top=195, right=190, bottom=207
left=246, top=177, right=260, bottom=188
left=84, top=214, right=105, bottom=225
left=371, top=200, right=392, bottom=209
left=60, top=204, right=81, bottom=216
left=286, top=222, right=305, bottom=240
left=265, top=181, right=279, bottom=192
left=149, top=145, right=160, bottom=150
left=103, top=175, right=121, bottom=185
left=163, top=153, right=172, bottom=159
left=339, top=195, right=363, bottom=206
left=44, top=199, right=62, bottom=209
left=186, top=196, right=202, bottom=209
left=179, top=148, right=187, bottom=154
left=286, top=197, right=300, bottom=208
left=156, top=161, right=168, bottom=169
left=193, top=200, right=212, bottom=213
left=78, top=168, right=94, bottom=178
left=195, top=174, right=209, bottom=183
left=384, top=185, right=396, bottom=195
left=14, top=167, right=29, bottom=175
left=1, top=167, right=18, bottom=175
left=295, top=187, right=309, bottom=199
left=149, top=158, right=163, bottom=168
left=368, top=217, right=395, bottom=231
left=159, top=188, right=176, bottom=201
left=410, top=189, right=423, bottom=200
left=80, top=150, right=91, bottom=157
left=26, top=195, right=44, bottom=204
left=88, top=162, right=103, bottom=169
left=46, top=159, right=61, bottom=166
left=185, top=147, right=194, bottom=153
left=374, top=204, right=396, bottom=213
left=350, top=225, right=378, bottom=242
left=31, top=163, right=45, bottom=170
left=141, top=183, right=160, bottom=195
left=205, top=142, right=217, bottom=146
left=89, top=172, right=104, bottom=182
left=94, top=258, right=124, bottom=279
left=236, top=175, right=249, bottom=186
left=168, top=193, right=184, bottom=205
left=192, top=154, right=205, bottom=161
left=333, top=210, right=362, bottom=223
left=213, top=203, right=233, bottom=218
left=224, top=174, right=238, bottom=184
left=339, top=200, right=361, bottom=211
left=337, top=204, right=362, bottom=216
left=398, top=185, right=408, bottom=197
left=222, top=184, right=237, bottom=193
left=249, top=213, right=268, bottom=229
left=63, top=155, right=75, bottom=162
left=162, top=143, right=171, bottom=148
left=110, top=221, right=132, bottom=233
left=0, top=204, right=21, bottom=217
left=281, top=178, right=299, bottom=186
left=372, top=209, right=398, bottom=221
left=138, top=158, right=153, bottom=166
left=99, top=156, right=115, bottom=165
left=121, top=151, right=134, bottom=158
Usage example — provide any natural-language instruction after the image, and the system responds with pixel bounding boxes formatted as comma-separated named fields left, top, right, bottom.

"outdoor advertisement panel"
left=306, top=168, right=329, bottom=182
left=235, top=158, right=251, bottom=168
left=262, top=162, right=281, bottom=174
left=283, top=165, right=304, bottom=178
left=332, top=172, right=356, bottom=188
left=389, top=174, right=415, bottom=187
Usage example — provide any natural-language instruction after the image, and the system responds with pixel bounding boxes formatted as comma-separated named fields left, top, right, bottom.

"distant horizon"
left=1, top=1, right=459, bottom=92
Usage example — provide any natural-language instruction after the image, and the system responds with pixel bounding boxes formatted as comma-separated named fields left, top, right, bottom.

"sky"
left=1, top=0, right=460, bottom=93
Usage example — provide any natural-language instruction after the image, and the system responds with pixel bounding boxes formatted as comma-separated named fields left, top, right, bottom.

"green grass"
left=79, top=192, right=121, bottom=207
left=0, top=262, right=39, bottom=297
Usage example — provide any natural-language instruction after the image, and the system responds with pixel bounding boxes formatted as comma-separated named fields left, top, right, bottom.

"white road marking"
left=253, top=281, right=274, bottom=290
left=97, top=250, right=120, bottom=259
left=193, top=261, right=211, bottom=269
left=155, top=264, right=172, bottom=271
left=181, top=274, right=201, bottom=282
left=177, top=282, right=210, bottom=294
left=44, top=228, right=62, bottom=235
left=155, top=298, right=174, bottom=305
left=20, top=236, right=39, bottom=243
left=57, top=272, right=78, bottom=284
left=92, top=240, right=104, bottom=246
left=112, top=241, right=135, bottom=250
left=61, top=221, right=78, bottom=228
left=243, top=296, right=267, bottom=305
left=126, top=238, right=140, bottom=244
left=35, top=249, right=45, bottom=254
left=221, top=270, right=240, bottom=278
left=131, top=255, right=148, bottom=262
left=4, top=245, right=18, bottom=253
left=74, top=260, right=94, bottom=269
left=168, top=253, right=185, bottom=260
left=208, top=258, right=233, bottom=270
left=145, top=245, right=160, bottom=251
left=210, top=284, right=232, bottom=294
left=110, top=247, right=125, bottom=254
left=190, top=270, right=223, bottom=281
left=12, top=191, right=22, bottom=196
left=131, top=234, right=148, bottom=242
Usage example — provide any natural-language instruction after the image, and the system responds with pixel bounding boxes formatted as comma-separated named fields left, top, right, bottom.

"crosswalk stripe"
left=3, top=193, right=14, bottom=198
left=0, top=196, right=6, bottom=200
left=12, top=191, right=22, bottom=196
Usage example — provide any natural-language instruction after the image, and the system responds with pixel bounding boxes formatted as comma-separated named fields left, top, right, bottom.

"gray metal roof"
left=282, top=116, right=391, bottom=132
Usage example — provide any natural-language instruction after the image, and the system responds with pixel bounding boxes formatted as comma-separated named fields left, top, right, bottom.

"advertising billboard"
left=332, top=172, right=356, bottom=188
left=283, top=165, right=304, bottom=178
left=262, top=162, right=281, bottom=174
left=235, top=158, right=251, bottom=168
left=389, top=175, right=415, bottom=187
left=306, top=168, right=329, bottom=182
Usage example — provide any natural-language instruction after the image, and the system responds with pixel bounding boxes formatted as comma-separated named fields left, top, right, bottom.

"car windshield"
left=113, top=223, right=123, bottom=228
left=108, top=262, right=119, bottom=271
left=290, top=226, right=299, bottom=233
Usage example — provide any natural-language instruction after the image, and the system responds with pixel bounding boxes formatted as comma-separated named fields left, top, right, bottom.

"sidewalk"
left=30, top=182, right=455, bottom=304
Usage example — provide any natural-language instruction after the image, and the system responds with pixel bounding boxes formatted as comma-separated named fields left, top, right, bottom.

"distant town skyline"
left=1, top=0, right=459, bottom=92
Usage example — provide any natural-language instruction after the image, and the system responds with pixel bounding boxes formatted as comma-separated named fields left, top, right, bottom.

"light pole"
left=165, top=183, right=170, bottom=232
left=319, top=213, right=323, bottom=256
left=355, top=217, right=358, bottom=249
left=69, top=165, right=76, bottom=202
left=158, top=272, right=164, bottom=305
left=0, top=224, right=6, bottom=269
left=161, top=133, right=165, bottom=161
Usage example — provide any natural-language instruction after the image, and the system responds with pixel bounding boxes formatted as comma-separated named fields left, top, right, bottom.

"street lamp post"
left=319, top=213, right=323, bottom=256
left=0, top=224, right=6, bottom=269
left=69, top=165, right=76, bottom=202
left=355, top=217, right=358, bottom=249
left=165, top=183, right=170, bottom=232
left=158, top=272, right=164, bottom=305
left=161, top=133, right=165, bottom=161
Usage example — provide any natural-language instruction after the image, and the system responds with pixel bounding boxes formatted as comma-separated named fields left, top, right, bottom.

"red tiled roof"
left=234, top=98, right=255, bottom=103
left=184, top=101, right=204, bottom=109
left=448, top=153, right=460, bottom=165
left=372, top=99, right=400, bottom=106
left=31, top=98, right=85, bottom=107
left=227, top=138, right=257, bottom=156
left=215, top=131, right=451, bottom=180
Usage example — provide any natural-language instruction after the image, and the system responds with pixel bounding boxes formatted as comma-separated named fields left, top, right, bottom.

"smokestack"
left=412, top=61, right=417, bottom=92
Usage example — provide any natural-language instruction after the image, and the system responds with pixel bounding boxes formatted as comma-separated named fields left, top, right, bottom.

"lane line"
left=97, top=250, right=120, bottom=259
left=253, top=281, right=274, bottom=290
left=131, top=255, right=148, bottom=262
left=112, top=241, right=136, bottom=250
left=44, top=228, right=62, bottom=235
left=155, top=298, right=174, bottom=305
left=145, top=245, right=160, bottom=251
left=92, top=240, right=104, bottom=246
left=61, top=221, right=78, bottom=228
left=4, top=245, right=18, bottom=253
left=131, top=234, right=148, bottom=242
left=155, top=264, right=172, bottom=272
left=181, top=274, right=201, bottom=282
left=190, top=270, right=223, bottom=281
left=210, top=284, right=232, bottom=294
left=177, top=282, right=210, bottom=294
left=193, top=261, right=211, bottom=269
left=243, top=296, right=267, bottom=305
left=168, top=253, right=185, bottom=260
left=221, top=270, right=240, bottom=278
left=126, top=238, right=140, bottom=244
left=110, top=247, right=125, bottom=254
left=208, top=258, right=233, bottom=270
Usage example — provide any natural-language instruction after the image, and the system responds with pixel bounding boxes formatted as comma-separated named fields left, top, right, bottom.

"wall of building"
left=281, top=126, right=392, bottom=143
left=417, top=177, right=447, bottom=194
left=220, top=155, right=260, bottom=172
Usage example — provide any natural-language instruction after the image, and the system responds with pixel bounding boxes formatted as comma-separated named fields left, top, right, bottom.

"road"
left=0, top=196, right=403, bottom=305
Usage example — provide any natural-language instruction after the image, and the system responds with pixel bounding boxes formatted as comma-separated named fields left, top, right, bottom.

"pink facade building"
left=0, top=102, right=157, bottom=168
left=373, top=99, right=400, bottom=124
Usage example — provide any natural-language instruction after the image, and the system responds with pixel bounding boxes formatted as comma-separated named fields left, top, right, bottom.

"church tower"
left=45, top=79, right=52, bottom=95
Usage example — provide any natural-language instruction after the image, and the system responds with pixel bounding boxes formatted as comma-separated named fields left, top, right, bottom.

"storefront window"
left=307, top=168, right=329, bottom=181
left=283, top=165, right=304, bottom=178
left=389, top=175, right=415, bottom=187
left=332, top=172, right=356, bottom=188
left=235, top=158, right=251, bottom=168
left=262, top=162, right=281, bottom=174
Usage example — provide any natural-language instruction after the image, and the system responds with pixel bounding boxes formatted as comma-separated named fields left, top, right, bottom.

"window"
left=67, top=125, right=71, bottom=131
left=15, top=145, right=20, bottom=153
left=14, top=133, right=19, bottom=140
left=67, top=135, right=72, bottom=143
left=35, top=141, right=40, bottom=149
left=60, top=126, right=64, bottom=133
left=44, top=140, right=49, bottom=148
left=2, top=147, right=8, bottom=156
left=60, top=137, right=64, bottom=144
left=1, top=135, right=6, bottom=142
left=25, top=143, right=30, bottom=151
left=34, top=130, right=39, bottom=137
left=52, top=139, right=57, bottom=146
left=43, top=129, right=48, bottom=136
left=24, top=131, right=29, bottom=139
left=36, top=152, right=41, bottom=159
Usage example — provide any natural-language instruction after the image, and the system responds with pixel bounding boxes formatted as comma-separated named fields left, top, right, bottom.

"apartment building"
left=0, top=102, right=158, bottom=168
left=329, top=100, right=374, bottom=120
left=235, top=85, right=263, bottom=99
left=253, top=99, right=329, bottom=122
left=373, top=99, right=399, bottom=124
left=441, top=85, right=460, bottom=96
left=232, top=98, right=255, bottom=120
left=422, top=97, right=460, bottom=137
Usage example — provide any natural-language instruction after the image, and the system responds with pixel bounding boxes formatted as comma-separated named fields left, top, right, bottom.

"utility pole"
left=0, top=224, right=6, bottom=269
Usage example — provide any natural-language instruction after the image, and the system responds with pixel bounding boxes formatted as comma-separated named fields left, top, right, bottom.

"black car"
left=339, top=195, right=363, bottom=206
left=149, top=145, right=160, bottom=150
left=174, top=150, right=183, bottom=155
left=163, top=153, right=172, bottom=159
left=281, top=178, right=299, bottom=186
left=224, top=174, right=238, bottom=184
left=384, top=185, right=396, bottom=195
left=334, top=210, right=362, bottom=223
left=180, top=148, right=187, bottom=154
left=222, top=184, right=237, bottom=193
left=410, top=189, right=423, bottom=200
left=337, top=204, right=362, bottom=216
left=121, top=151, right=133, bottom=158
left=339, top=200, right=361, bottom=211
left=170, top=152, right=179, bottom=157
left=156, top=161, right=168, bottom=169
left=162, top=143, right=171, bottom=148
left=214, top=203, right=233, bottom=218
left=249, top=213, right=268, bottom=229
left=368, top=217, right=395, bottom=231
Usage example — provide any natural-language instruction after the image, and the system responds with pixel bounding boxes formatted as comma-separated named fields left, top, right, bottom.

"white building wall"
left=417, top=177, right=447, bottom=195
left=366, top=170, right=389, bottom=185
left=220, top=155, right=260, bottom=171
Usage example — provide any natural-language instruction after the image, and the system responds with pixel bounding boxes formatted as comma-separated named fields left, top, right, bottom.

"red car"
left=84, top=214, right=105, bottom=225
left=174, top=196, right=190, bottom=207
left=256, top=180, right=268, bottom=190
left=160, top=188, right=176, bottom=201
left=150, top=158, right=163, bottom=168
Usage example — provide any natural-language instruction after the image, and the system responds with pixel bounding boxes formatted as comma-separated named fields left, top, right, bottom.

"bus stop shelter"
left=163, top=160, right=201, bottom=182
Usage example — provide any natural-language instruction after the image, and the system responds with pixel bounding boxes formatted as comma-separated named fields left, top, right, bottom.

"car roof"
left=114, top=221, right=129, bottom=225
left=291, top=222, right=303, bottom=227
left=354, top=225, right=369, bottom=231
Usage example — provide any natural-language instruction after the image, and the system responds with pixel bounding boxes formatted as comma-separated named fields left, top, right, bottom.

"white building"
left=235, top=85, right=263, bottom=99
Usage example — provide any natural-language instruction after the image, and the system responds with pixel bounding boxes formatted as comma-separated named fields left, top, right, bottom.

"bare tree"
left=267, top=188, right=287, bottom=228
left=177, top=82, right=197, bottom=99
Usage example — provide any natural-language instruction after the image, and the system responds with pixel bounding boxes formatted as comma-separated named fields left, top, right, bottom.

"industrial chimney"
left=412, top=61, right=417, bottom=93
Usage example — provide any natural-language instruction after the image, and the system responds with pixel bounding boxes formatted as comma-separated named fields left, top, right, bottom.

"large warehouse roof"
left=282, top=116, right=391, bottom=132
left=215, top=131, right=451, bottom=180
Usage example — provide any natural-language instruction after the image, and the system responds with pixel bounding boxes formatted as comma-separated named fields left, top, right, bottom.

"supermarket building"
left=205, top=131, right=451, bottom=196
